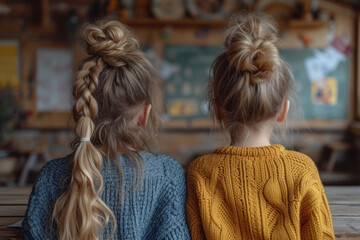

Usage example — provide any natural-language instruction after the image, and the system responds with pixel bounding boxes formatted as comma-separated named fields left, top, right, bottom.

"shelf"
left=122, top=18, right=227, bottom=28
left=0, top=20, right=24, bottom=36
left=121, top=17, right=328, bottom=30
left=163, top=119, right=349, bottom=131
left=164, top=119, right=215, bottom=130
left=287, top=119, right=349, bottom=130
left=19, top=112, right=73, bottom=130
left=287, top=19, right=329, bottom=29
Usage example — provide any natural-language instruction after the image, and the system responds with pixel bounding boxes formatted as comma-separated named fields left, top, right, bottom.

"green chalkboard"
left=279, top=48, right=350, bottom=120
left=163, top=45, right=223, bottom=119
left=162, top=46, right=350, bottom=121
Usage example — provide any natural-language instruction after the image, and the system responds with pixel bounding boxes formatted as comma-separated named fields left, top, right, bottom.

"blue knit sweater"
left=22, top=152, right=190, bottom=239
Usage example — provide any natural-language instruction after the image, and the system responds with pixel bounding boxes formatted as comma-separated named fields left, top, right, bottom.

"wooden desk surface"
left=325, top=186, right=360, bottom=239
left=0, top=187, right=30, bottom=239
left=0, top=186, right=359, bottom=239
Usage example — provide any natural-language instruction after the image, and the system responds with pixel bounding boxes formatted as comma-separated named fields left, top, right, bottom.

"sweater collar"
left=214, top=144, right=285, bottom=157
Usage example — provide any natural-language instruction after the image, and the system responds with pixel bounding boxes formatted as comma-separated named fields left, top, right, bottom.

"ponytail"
left=51, top=59, right=116, bottom=240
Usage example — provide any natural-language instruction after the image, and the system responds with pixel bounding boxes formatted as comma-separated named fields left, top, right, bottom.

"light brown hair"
left=209, top=11, right=292, bottom=137
left=51, top=20, right=161, bottom=240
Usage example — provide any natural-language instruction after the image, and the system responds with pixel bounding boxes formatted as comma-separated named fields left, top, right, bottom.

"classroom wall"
left=0, top=0, right=359, bottom=186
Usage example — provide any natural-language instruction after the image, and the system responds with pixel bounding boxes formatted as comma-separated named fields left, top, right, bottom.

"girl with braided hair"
left=23, top=20, right=190, bottom=240
left=186, top=12, right=335, bottom=239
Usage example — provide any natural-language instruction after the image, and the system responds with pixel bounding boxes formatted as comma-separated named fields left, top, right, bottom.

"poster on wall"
left=0, top=40, right=20, bottom=90
left=36, top=48, right=73, bottom=112
left=311, top=77, right=338, bottom=105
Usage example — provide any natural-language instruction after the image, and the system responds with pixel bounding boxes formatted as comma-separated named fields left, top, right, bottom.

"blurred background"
left=0, top=0, right=360, bottom=187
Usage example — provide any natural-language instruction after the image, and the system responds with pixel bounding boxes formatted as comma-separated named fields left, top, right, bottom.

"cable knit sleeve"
left=22, top=157, right=69, bottom=240
left=186, top=163, right=206, bottom=240
left=299, top=162, right=335, bottom=240
left=145, top=156, right=190, bottom=240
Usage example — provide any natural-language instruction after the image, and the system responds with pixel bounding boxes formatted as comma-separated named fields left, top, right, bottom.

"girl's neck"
left=229, top=124, right=273, bottom=148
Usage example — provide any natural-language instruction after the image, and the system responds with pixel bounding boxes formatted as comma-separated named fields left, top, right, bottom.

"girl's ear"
left=137, top=104, right=152, bottom=127
left=212, top=99, right=223, bottom=121
left=277, top=100, right=290, bottom=123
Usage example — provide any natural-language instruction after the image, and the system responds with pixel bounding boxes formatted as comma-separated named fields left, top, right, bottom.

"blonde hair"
left=209, top=11, right=291, bottom=137
left=51, top=20, right=161, bottom=240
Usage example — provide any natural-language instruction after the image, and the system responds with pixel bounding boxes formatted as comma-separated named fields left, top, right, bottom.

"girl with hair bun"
left=186, top=12, right=335, bottom=240
left=23, top=20, right=190, bottom=240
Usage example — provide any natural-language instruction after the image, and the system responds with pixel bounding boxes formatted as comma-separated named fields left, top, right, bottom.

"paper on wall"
left=304, top=46, right=346, bottom=83
left=36, top=48, right=73, bottom=112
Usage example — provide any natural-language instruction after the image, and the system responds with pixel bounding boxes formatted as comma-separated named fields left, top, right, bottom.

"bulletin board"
left=279, top=48, right=350, bottom=120
left=20, top=38, right=74, bottom=129
left=163, top=45, right=223, bottom=120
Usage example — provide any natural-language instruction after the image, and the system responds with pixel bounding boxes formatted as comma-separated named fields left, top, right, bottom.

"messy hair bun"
left=209, top=11, right=292, bottom=129
left=225, top=12, right=280, bottom=84
left=84, top=21, right=139, bottom=67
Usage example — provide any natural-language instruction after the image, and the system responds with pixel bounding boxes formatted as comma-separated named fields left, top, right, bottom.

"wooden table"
left=326, top=186, right=360, bottom=239
left=0, top=187, right=31, bottom=239
left=0, top=186, right=359, bottom=239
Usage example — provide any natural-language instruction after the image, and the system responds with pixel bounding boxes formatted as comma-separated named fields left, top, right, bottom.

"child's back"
left=23, top=20, right=190, bottom=240
left=24, top=152, right=188, bottom=239
left=186, top=12, right=335, bottom=240
left=187, top=146, right=334, bottom=239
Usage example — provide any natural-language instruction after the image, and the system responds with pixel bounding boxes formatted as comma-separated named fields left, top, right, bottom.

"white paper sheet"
left=36, top=48, right=73, bottom=112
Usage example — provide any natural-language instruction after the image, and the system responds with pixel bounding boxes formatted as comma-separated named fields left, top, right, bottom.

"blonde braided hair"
left=51, top=20, right=161, bottom=240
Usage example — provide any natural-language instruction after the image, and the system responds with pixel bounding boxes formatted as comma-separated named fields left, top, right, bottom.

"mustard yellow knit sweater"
left=186, top=145, right=335, bottom=240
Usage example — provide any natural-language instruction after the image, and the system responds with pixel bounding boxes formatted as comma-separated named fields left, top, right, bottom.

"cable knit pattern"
left=23, top=152, right=190, bottom=240
left=186, top=145, right=335, bottom=240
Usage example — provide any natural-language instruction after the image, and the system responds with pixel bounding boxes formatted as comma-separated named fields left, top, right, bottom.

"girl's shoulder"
left=284, top=150, right=318, bottom=172
left=140, top=152, right=184, bottom=179
left=283, top=150, right=323, bottom=188
left=37, top=155, right=72, bottom=182
left=32, top=155, right=72, bottom=194
left=187, top=153, right=218, bottom=171
left=42, top=154, right=71, bottom=168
